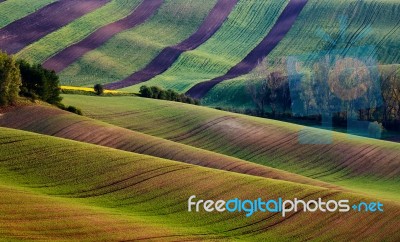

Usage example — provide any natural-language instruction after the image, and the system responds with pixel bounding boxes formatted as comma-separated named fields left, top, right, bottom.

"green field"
left=1, top=0, right=400, bottom=239
left=62, top=95, right=400, bottom=201
left=0, top=127, right=399, bottom=240
left=16, top=0, right=142, bottom=63
left=203, top=63, right=400, bottom=114
left=4, top=0, right=398, bottom=105
left=202, top=74, right=258, bottom=110
left=121, top=0, right=289, bottom=93
left=202, top=0, right=400, bottom=110
left=58, top=0, right=218, bottom=86
left=0, top=0, right=56, bottom=28
left=0, top=105, right=335, bottom=189
left=268, top=0, right=400, bottom=64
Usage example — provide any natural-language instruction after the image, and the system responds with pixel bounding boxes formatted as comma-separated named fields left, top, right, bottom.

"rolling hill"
left=53, top=0, right=220, bottom=87
left=0, top=105, right=335, bottom=189
left=0, top=0, right=110, bottom=54
left=202, top=0, right=400, bottom=107
left=1, top=0, right=398, bottom=104
left=0, top=0, right=55, bottom=29
left=0, top=0, right=399, bottom=240
left=0, top=127, right=399, bottom=241
left=61, top=95, right=400, bottom=201
left=17, top=0, right=143, bottom=65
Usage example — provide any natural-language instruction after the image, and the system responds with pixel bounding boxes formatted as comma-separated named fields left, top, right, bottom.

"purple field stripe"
left=0, top=0, right=110, bottom=54
left=104, top=0, right=238, bottom=90
left=186, top=0, right=308, bottom=99
left=43, top=0, right=163, bottom=73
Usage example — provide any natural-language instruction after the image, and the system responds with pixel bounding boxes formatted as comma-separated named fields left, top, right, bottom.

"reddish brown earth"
left=104, top=0, right=238, bottom=89
left=186, top=0, right=308, bottom=99
left=43, top=0, right=164, bottom=73
left=0, top=0, right=110, bottom=54
left=165, top=115, right=400, bottom=179
left=0, top=105, right=337, bottom=190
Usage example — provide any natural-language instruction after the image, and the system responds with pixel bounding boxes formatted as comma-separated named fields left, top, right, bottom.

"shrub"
left=66, top=106, right=82, bottom=115
left=139, top=85, right=153, bottom=98
left=94, top=84, right=104, bottom=96
left=139, top=85, right=200, bottom=105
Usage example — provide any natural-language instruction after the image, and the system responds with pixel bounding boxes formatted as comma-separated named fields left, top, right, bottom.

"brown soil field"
left=104, top=0, right=238, bottom=89
left=186, top=0, right=308, bottom=98
left=0, top=0, right=109, bottom=54
left=43, top=0, right=164, bottom=73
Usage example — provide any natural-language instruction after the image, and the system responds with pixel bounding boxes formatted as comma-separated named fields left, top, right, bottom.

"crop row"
left=269, top=0, right=400, bottom=63
left=16, top=0, right=142, bottom=64
left=203, top=0, right=400, bottom=110
left=0, top=127, right=399, bottom=240
left=62, top=95, right=400, bottom=201
left=0, top=105, right=331, bottom=189
left=0, top=0, right=55, bottom=28
left=58, top=0, right=218, bottom=87
left=121, top=0, right=289, bottom=93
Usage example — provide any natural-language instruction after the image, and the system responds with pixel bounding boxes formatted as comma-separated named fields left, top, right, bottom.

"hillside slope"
left=0, top=127, right=399, bottom=241
left=42, top=0, right=162, bottom=73
left=0, top=0, right=55, bottom=28
left=62, top=95, right=400, bottom=201
left=120, top=0, right=289, bottom=93
left=0, top=184, right=185, bottom=241
left=16, top=0, right=142, bottom=64
left=0, top=105, right=334, bottom=189
left=58, top=0, right=219, bottom=87
left=202, top=0, right=400, bottom=108
left=0, top=0, right=109, bottom=54
left=1, top=0, right=398, bottom=101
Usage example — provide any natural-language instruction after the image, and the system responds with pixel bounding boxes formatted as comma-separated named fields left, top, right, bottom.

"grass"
left=0, top=0, right=56, bottom=28
left=58, top=0, right=218, bottom=87
left=16, top=0, right=142, bottom=64
left=0, top=127, right=399, bottom=240
left=0, top=184, right=181, bottom=241
left=202, top=74, right=258, bottom=110
left=61, top=94, right=400, bottom=201
left=121, top=0, right=289, bottom=93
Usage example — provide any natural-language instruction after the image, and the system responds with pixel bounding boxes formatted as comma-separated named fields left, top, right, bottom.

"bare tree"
left=246, top=58, right=290, bottom=117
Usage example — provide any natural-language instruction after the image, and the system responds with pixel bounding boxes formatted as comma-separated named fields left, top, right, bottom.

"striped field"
left=58, top=0, right=218, bottom=86
left=16, top=0, right=142, bottom=64
left=0, top=105, right=339, bottom=190
left=0, top=127, right=399, bottom=240
left=0, top=0, right=55, bottom=28
left=120, top=0, right=289, bottom=93
left=61, top=95, right=400, bottom=202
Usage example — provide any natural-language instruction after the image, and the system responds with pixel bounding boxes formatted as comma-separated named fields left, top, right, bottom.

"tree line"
left=0, top=51, right=81, bottom=114
left=139, top=85, right=200, bottom=105
left=246, top=58, right=400, bottom=132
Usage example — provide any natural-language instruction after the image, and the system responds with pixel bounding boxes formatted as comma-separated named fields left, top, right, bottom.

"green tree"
left=150, top=86, right=162, bottom=99
left=18, top=60, right=62, bottom=104
left=94, top=84, right=104, bottom=96
left=0, top=52, right=22, bottom=106
left=139, top=85, right=153, bottom=98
